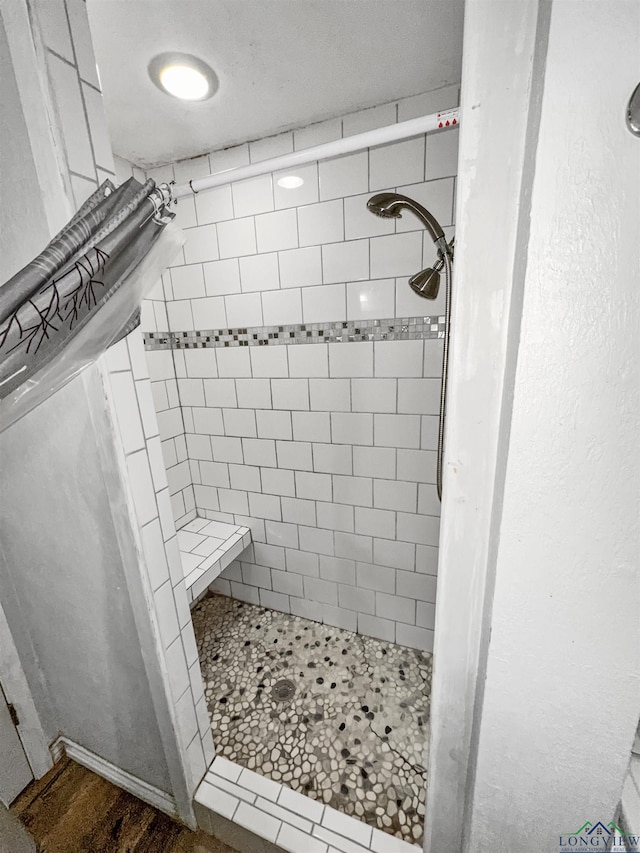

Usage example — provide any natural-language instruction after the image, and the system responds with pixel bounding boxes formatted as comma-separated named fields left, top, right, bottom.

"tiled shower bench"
left=177, top=517, right=252, bottom=605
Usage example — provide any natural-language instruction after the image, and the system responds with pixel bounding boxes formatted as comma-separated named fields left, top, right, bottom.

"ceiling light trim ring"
left=148, top=52, right=218, bottom=102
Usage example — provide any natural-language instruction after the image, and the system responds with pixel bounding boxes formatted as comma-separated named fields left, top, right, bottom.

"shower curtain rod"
left=172, top=107, right=459, bottom=199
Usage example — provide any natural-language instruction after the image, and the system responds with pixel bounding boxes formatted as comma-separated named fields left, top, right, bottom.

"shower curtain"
left=0, top=177, right=184, bottom=433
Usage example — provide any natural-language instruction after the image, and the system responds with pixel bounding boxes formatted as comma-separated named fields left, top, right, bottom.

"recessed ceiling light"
left=149, top=53, right=218, bottom=101
left=277, top=175, right=304, bottom=189
left=160, top=65, right=209, bottom=100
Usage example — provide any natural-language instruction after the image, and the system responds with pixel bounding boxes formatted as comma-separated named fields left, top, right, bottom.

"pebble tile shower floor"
left=192, top=593, right=432, bottom=846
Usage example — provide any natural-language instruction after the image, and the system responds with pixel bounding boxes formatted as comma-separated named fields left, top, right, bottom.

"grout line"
left=80, top=75, right=101, bottom=94
left=45, top=47, right=76, bottom=70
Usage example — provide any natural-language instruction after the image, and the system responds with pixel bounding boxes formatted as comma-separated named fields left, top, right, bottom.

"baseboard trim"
left=50, top=737, right=177, bottom=818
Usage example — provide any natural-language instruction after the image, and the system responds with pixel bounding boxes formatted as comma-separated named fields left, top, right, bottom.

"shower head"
left=408, top=237, right=455, bottom=299
left=409, top=266, right=441, bottom=300
left=366, top=192, right=403, bottom=219
left=367, top=192, right=446, bottom=246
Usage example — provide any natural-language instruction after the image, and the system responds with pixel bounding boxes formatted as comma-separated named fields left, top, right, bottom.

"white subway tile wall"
left=34, top=0, right=214, bottom=801
left=142, top=87, right=459, bottom=652
left=106, top=326, right=212, bottom=792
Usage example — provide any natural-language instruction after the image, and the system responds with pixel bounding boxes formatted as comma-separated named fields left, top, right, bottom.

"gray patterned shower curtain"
left=0, top=177, right=183, bottom=432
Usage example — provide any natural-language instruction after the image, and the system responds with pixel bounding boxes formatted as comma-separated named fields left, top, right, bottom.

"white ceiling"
left=86, top=1, right=464, bottom=168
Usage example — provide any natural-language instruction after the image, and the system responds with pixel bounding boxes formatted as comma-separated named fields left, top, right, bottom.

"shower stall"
left=138, top=94, right=458, bottom=849
left=4, top=2, right=637, bottom=850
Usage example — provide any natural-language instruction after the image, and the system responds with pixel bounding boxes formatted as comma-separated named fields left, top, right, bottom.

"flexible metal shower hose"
left=436, top=250, right=452, bottom=501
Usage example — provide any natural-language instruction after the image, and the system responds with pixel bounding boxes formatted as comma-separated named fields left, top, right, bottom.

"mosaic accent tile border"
left=143, top=316, right=446, bottom=351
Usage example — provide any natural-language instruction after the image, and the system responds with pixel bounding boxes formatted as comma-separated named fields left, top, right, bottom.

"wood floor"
left=11, top=757, right=236, bottom=853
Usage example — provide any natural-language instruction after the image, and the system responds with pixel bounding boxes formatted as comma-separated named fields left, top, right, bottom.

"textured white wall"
left=0, top=383, right=173, bottom=791
left=464, top=2, right=640, bottom=850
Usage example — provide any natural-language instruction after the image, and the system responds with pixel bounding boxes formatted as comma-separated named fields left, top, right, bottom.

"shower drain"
left=271, top=678, right=296, bottom=702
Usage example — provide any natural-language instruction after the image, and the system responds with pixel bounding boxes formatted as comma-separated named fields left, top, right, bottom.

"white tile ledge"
left=177, top=516, right=252, bottom=604
left=195, top=755, right=421, bottom=853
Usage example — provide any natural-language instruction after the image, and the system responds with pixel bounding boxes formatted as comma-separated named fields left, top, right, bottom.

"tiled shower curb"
left=195, top=755, right=421, bottom=853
